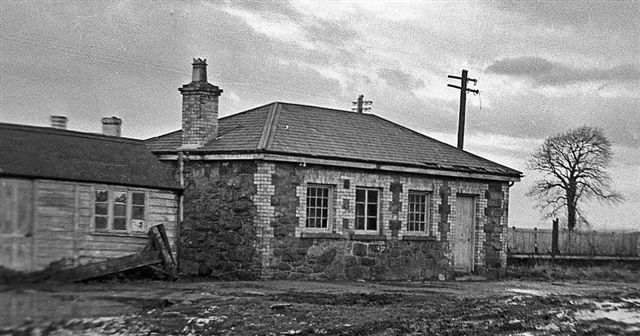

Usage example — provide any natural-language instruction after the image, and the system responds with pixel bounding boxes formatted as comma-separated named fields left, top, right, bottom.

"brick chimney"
left=102, top=116, right=122, bottom=137
left=179, top=58, right=223, bottom=149
left=50, top=115, right=68, bottom=129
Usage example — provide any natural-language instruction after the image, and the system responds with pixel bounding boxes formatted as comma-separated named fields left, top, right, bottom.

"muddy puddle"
left=0, top=290, right=140, bottom=328
left=574, top=298, right=640, bottom=324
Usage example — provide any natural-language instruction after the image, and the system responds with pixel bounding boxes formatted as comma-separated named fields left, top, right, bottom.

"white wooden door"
left=454, top=196, right=475, bottom=273
left=0, top=179, right=35, bottom=271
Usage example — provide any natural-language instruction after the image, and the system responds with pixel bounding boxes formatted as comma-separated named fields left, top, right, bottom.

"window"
left=93, top=189, right=147, bottom=233
left=306, top=185, right=331, bottom=229
left=407, top=191, right=430, bottom=233
left=355, top=188, right=379, bottom=232
left=131, top=192, right=146, bottom=232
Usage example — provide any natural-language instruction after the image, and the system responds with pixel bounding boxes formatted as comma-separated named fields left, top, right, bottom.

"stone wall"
left=176, top=159, right=511, bottom=280
left=483, top=182, right=510, bottom=277
left=179, top=161, right=260, bottom=279
left=254, top=162, right=511, bottom=280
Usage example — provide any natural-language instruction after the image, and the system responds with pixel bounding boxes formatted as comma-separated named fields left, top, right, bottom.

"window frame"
left=355, top=187, right=380, bottom=233
left=304, top=184, right=334, bottom=232
left=92, top=187, right=148, bottom=235
left=406, top=190, right=431, bottom=235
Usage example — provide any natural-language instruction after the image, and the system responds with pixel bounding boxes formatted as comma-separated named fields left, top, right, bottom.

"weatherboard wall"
left=0, top=177, right=178, bottom=272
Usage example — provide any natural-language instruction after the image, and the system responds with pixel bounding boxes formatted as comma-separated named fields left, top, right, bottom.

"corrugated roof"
left=0, top=123, right=182, bottom=191
left=146, top=102, right=522, bottom=177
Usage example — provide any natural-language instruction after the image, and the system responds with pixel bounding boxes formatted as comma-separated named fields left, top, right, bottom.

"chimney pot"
left=50, top=115, right=68, bottom=129
left=192, top=58, right=208, bottom=82
left=102, top=116, right=122, bottom=137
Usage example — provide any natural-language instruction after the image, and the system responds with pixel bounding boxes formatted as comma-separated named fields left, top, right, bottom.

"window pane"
left=113, top=204, right=126, bottom=217
left=95, top=216, right=108, bottom=230
left=355, top=203, right=365, bottom=217
left=356, top=189, right=365, bottom=202
left=113, top=218, right=127, bottom=231
left=367, top=217, right=377, bottom=231
left=132, top=192, right=145, bottom=205
left=94, top=203, right=108, bottom=216
left=309, top=188, right=316, bottom=197
left=114, top=192, right=127, bottom=203
left=95, top=190, right=108, bottom=202
left=132, top=206, right=145, bottom=220
left=131, top=219, right=145, bottom=232
left=367, top=203, right=377, bottom=217
left=367, top=190, right=378, bottom=200
left=355, top=217, right=365, bottom=230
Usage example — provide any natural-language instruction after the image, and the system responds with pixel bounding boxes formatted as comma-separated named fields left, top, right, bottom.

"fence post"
left=534, top=227, right=538, bottom=255
left=551, top=219, right=559, bottom=260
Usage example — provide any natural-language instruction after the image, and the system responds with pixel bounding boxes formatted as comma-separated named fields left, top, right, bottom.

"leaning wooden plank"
left=55, top=250, right=162, bottom=282
left=148, top=225, right=178, bottom=280
left=156, top=224, right=176, bottom=266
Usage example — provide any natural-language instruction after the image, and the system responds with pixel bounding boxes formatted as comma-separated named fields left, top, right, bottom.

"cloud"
left=490, top=1, right=640, bottom=36
left=378, top=67, right=425, bottom=91
left=486, top=56, right=640, bottom=86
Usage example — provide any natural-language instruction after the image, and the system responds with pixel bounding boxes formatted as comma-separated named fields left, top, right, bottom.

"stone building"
left=146, top=59, right=522, bottom=280
left=0, top=119, right=181, bottom=272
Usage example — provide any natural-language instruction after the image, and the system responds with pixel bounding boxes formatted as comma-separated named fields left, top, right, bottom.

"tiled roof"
left=0, top=123, right=182, bottom=191
left=146, top=102, right=522, bottom=177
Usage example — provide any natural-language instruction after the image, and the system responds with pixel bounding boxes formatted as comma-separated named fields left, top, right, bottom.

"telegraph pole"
left=448, top=70, right=479, bottom=150
left=352, top=94, right=372, bottom=113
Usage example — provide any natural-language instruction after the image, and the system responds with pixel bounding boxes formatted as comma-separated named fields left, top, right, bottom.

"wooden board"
left=454, top=196, right=475, bottom=273
left=0, top=178, right=35, bottom=271
left=34, top=250, right=162, bottom=282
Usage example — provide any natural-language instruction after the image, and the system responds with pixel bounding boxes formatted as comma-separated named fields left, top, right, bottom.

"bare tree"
left=527, top=126, right=623, bottom=230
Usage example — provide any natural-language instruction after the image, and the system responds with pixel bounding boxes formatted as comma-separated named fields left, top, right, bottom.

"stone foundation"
left=270, top=238, right=451, bottom=281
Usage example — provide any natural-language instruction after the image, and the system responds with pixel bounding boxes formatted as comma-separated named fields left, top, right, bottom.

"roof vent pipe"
left=50, top=115, right=68, bottom=129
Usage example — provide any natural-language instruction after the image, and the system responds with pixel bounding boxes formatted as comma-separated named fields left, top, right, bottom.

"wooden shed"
left=0, top=123, right=182, bottom=272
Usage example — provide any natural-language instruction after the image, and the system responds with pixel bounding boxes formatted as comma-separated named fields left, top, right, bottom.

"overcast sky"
left=1, top=1, right=638, bottom=230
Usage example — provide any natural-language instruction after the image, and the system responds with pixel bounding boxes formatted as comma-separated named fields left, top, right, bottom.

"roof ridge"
left=0, top=122, right=144, bottom=144
left=264, top=102, right=281, bottom=150
left=275, top=101, right=354, bottom=114
left=258, top=102, right=280, bottom=150
left=219, top=101, right=277, bottom=120
left=145, top=129, right=181, bottom=142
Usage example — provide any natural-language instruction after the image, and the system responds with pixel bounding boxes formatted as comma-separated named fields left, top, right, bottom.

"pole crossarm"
left=447, top=69, right=479, bottom=150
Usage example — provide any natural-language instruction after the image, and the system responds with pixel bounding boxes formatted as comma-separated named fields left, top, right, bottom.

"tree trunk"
left=567, top=201, right=577, bottom=231
left=567, top=181, right=577, bottom=231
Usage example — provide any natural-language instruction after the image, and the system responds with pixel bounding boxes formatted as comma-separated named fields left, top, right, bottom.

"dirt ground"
left=0, top=278, right=639, bottom=336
